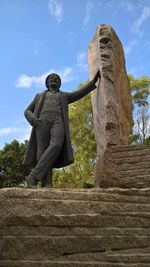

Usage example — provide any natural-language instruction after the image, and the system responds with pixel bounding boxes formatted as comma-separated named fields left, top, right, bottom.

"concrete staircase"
left=0, top=187, right=150, bottom=266
left=98, top=145, right=150, bottom=188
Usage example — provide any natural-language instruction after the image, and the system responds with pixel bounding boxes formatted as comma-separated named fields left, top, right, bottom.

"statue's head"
left=45, top=73, right=61, bottom=93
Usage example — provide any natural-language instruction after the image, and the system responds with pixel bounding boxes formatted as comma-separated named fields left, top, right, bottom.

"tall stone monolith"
left=88, top=24, right=132, bottom=186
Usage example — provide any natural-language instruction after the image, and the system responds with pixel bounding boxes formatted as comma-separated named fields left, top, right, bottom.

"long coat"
left=23, top=80, right=96, bottom=168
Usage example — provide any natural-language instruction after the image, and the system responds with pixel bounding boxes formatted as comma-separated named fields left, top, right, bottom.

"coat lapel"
left=23, top=90, right=47, bottom=166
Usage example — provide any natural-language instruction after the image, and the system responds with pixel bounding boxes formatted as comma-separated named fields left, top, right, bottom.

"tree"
left=53, top=82, right=96, bottom=188
left=0, top=140, right=30, bottom=188
left=129, top=74, right=150, bottom=107
left=133, top=105, right=150, bottom=145
left=128, top=75, right=150, bottom=146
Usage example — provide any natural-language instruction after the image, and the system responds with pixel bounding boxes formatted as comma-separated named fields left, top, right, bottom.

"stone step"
left=101, top=174, right=150, bottom=189
left=117, top=169, right=150, bottom=178
left=1, top=187, right=150, bottom=202
left=115, top=162, right=150, bottom=171
left=1, top=226, right=150, bottom=237
left=110, top=148, right=150, bottom=159
left=1, top=189, right=150, bottom=222
left=1, top=197, right=150, bottom=218
left=1, top=235, right=150, bottom=260
left=1, top=188, right=150, bottom=265
left=108, top=145, right=148, bottom=153
left=114, top=155, right=150, bottom=164
left=1, top=260, right=150, bottom=267
left=99, top=144, right=150, bottom=188
left=1, top=213, right=150, bottom=227
left=101, top=175, right=150, bottom=189
left=0, top=201, right=150, bottom=221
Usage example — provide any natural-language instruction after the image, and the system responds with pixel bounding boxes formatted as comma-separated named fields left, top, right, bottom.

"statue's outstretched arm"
left=67, top=70, right=100, bottom=104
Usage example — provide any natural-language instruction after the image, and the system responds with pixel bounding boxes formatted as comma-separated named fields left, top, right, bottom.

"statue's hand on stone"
left=93, top=69, right=101, bottom=84
left=93, top=70, right=101, bottom=87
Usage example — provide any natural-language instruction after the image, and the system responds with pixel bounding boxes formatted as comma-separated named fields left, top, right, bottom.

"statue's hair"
left=45, top=73, right=61, bottom=88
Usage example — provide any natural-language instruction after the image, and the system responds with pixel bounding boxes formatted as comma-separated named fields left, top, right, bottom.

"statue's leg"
left=36, top=120, right=50, bottom=162
left=26, top=175, right=37, bottom=188
left=42, top=168, right=53, bottom=188
left=28, top=120, right=64, bottom=184
left=26, top=121, right=50, bottom=188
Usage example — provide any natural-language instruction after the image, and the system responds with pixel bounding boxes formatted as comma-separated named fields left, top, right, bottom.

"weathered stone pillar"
left=88, top=24, right=132, bottom=186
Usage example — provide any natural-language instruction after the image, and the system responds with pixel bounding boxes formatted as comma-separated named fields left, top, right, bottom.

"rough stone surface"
left=88, top=24, right=132, bottom=158
left=96, top=144, right=150, bottom=188
left=1, top=187, right=150, bottom=266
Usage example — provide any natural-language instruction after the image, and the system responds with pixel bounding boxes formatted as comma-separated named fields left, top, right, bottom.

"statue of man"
left=23, top=70, right=101, bottom=188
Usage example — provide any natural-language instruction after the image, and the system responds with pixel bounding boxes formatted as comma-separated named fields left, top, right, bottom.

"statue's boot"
left=26, top=175, right=38, bottom=189
left=42, top=170, right=53, bottom=188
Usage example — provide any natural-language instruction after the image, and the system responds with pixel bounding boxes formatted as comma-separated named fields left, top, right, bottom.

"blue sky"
left=0, top=0, right=150, bottom=148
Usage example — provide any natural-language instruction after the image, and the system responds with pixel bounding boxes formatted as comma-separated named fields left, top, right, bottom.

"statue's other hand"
left=33, top=118, right=42, bottom=127
left=93, top=69, right=101, bottom=83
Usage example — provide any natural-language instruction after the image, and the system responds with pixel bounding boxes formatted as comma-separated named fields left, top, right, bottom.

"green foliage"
left=53, top=82, right=96, bottom=188
left=0, top=140, right=31, bottom=188
left=129, top=74, right=150, bottom=107
left=128, top=74, right=150, bottom=146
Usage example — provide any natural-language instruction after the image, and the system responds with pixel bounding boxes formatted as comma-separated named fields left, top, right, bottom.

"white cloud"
left=16, top=74, right=34, bottom=88
left=127, top=67, right=138, bottom=77
left=108, top=0, right=113, bottom=8
left=124, top=40, right=138, bottom=55
left=0, top=105, right=8, bottom=110
left=68, top=30, right=73, bottom=43
left=13, top=118, right=26, bottom=126
left=83, top=1, right=93, bottom=26
left=0, top=125, right=32, bottom=143
left=15, top=67, right=75, bottom=88
left=121, top=0, right=134, bottom=12
left=48, top=0, right=63, bottom=23
left=76, top=52, right=88, bottom=71
left=59, top=67, right=75, bottom=83
left=32, top=40, right=42, bottom=55
left=18, top=126, right=31, bottom=142
left=131, top=6, right=150, bottom=32
left=2, top=0, right=9, bottom=8
left=0, top=127, right=19, bottom=137
left=33, top=49, right=39, bottom=55
left=144, top=41, right=150, bottom=50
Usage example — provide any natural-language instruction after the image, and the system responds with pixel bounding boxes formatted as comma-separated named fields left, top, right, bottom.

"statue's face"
left=46, top=74, right=60, bottom=93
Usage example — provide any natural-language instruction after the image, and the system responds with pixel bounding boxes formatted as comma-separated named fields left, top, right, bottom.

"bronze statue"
left=23, top=70, right=101, bottom=188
